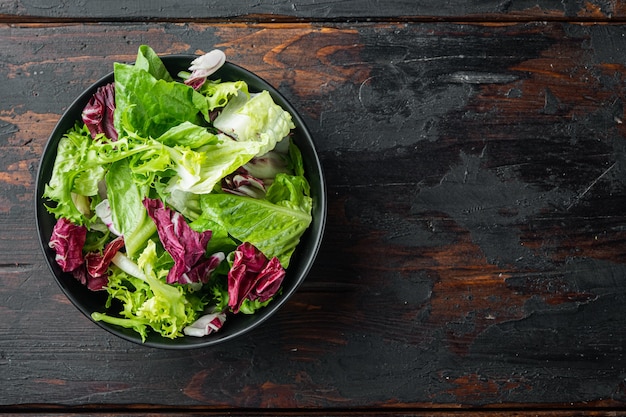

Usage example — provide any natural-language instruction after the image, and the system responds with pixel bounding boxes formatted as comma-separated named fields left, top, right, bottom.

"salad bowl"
left=35, top=53, right=326, bottom=349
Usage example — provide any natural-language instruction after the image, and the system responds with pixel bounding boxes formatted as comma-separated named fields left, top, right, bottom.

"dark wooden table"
left=3, top=2, right=626, bottom=416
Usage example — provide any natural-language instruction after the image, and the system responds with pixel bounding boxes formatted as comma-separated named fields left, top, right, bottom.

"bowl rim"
left=35, top=54, right=327, bottom=349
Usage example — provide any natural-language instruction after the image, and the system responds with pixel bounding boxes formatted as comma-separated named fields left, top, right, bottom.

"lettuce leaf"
left=155, top=121, right=219, bottom=149
left=43, top=123, right=107, bottom=225
left=199, top=79, right=248, bottom=111
left=113, top=60, right=209, bottom=140
left=191, top=173, right=312, bottom=267
left=105, top=159, right=155, bottom=258
left=134, top=44, right=174, bottom=82
left=213, top=90, right=295, bottom=156
left=92, top=240, right=207, bottom=341
left=165, top=134, right=264, bottom=195
left=92, top=124, right=264, bottom=197
left=135, top=240, right=203, bottom=338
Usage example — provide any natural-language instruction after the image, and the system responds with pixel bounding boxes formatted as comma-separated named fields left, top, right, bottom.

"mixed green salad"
left=43, top=45, right=313, bottom=341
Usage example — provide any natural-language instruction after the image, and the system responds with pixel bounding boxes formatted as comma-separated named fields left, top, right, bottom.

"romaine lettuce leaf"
left=134, top=44, right=174, bottom=82
left=105, top=159, right=155, bottom=258
left=155, top=121, right=219, bottom=149
left=265, top=173, right=312, bottom=213
left=113, top=60, right=209, bottom=140
left=191, top=173, right=312, bottom=267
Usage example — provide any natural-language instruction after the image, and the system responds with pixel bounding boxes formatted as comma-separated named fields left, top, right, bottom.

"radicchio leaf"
left=184, top=49, right=226, bottom=90
left=180, top=252, right=225, bottom=285
left=183, top=311, right=227, bottom=337
left=83, top=236, right=125, bottom=290
left=227, top=242, right=285, bottom=313
left=143, top=197, right=216, bottom=284
left=222, top=168, right=266, bottom=199
left=49, top=217, right=87, bottom=272
left=82, top=82, right=118, bottom=141
left=247, top=257, right=284, bottom=303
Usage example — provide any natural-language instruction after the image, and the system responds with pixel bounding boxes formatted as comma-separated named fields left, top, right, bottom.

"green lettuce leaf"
left=43, top=123, right=107, bottom=225
left=134, top=44, right=173, bottom=82
left=199, top=79, right=249, bottom=111
left=213, top=90, right=295, bottom=156
left=105, top=159, right=155, bottom=258
left=165, top=134, right=264, bottom=195
left=113, top=58, right=209, bottom=140
left=91, top=268, right=151, bottom=341
left=191, top=173, right=312, bottom=267
left=265, top=173, right=312, bottom=214
left=155, top=121, right=219, bottom=149
left=239, top=297, right=274, bottom=314
left=92, top=241, right=207, bottom=341
left=135, top=240, right=203, bottom=338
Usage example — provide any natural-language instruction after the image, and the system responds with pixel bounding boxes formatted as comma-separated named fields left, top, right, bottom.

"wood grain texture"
left=1, top=0, right=626, bottom=21
left=2, top=20, right=626, bottom=411
left=3, top=410, right=626, bottom=417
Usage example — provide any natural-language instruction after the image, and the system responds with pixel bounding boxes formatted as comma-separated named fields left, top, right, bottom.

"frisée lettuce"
left=43, top=45, right=313, bottom=341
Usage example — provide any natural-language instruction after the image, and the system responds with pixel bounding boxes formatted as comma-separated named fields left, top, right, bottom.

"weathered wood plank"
left=0, top=0, right=625, bottom=22
left=2, top=409, right=626, bottom=416
left=2, top=21, right=626, bottom=409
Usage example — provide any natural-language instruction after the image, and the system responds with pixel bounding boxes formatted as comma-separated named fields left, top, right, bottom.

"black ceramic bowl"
left=35, top=55, right=326, bottom=349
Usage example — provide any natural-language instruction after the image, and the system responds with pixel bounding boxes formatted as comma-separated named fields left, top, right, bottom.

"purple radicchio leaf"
left=143, top=197, right=217, bottom=284
left=183, top=311, right=227, bottom=337
left=49, top=217, right=87, bottom=273
left=247, top=257, right=285, bottom=303
left=81, top=82, right=118, bottom=141
left=227, top=242, right=285, bottom=313
left=222, top=168, right=266, bottom=199
left=179, top=252, right=225, bottom=285
left=83, top=236, right=125, bottom=291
